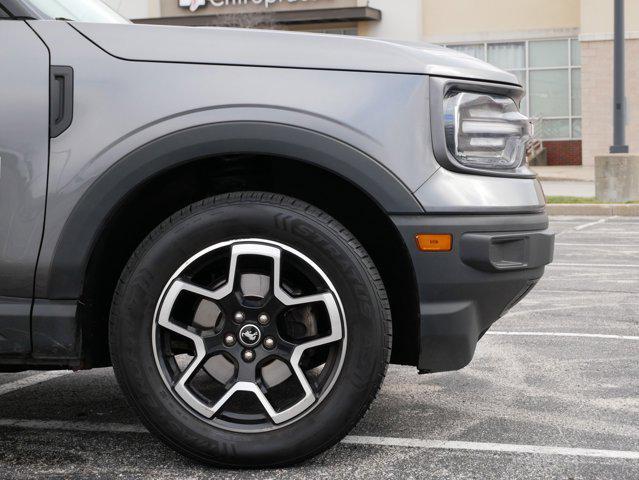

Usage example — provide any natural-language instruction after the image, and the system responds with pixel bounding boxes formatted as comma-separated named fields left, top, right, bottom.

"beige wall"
left=422, top=0, right=580, bottom=42
left=581, top=39, right=639, bottom=165
left=581, top=0, right=639, bottom=38
left=358, top=0, right=422, bottom=40
left=103, top=0, right=160, bottom=19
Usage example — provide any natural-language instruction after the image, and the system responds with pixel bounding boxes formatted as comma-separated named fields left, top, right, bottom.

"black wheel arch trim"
left=45, top=121, right=423, bottom=300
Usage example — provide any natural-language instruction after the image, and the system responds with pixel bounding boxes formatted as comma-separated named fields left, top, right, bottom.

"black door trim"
left=50, top=66, right=74, bottom=138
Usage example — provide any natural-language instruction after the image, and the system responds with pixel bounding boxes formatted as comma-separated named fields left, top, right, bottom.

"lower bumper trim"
left=392, top=212, right=554, bottom=373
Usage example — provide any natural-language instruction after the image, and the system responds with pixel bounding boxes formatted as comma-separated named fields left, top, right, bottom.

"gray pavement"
left=1, top=216, right=638, bottom=479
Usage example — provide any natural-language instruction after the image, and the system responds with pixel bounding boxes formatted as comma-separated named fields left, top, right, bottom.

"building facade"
left=104, top=0, right=639, bottom=166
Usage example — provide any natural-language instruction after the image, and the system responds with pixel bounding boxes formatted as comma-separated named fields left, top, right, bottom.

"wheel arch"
left=46, top=122, right=421, bottom=367
left=47, top=122, right=421, bottom=299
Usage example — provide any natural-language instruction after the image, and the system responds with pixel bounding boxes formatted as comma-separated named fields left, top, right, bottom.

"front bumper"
left=391, top=213, right=554, bottom=373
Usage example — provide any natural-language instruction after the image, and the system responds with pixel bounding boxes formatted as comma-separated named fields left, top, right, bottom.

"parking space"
left=0, top=216, right=638, bottom=479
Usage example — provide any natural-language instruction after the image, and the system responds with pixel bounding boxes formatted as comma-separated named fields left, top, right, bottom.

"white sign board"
left=179, top=0, right=317, bottom=12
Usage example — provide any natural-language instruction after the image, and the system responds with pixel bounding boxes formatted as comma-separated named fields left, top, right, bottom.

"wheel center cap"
left=238, top=324, right=261, bottom=348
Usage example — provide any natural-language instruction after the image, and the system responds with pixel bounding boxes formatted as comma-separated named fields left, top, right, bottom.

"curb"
left=537, top=176, right=592, bottom=182
left=546, top=204, right=639, bottom=216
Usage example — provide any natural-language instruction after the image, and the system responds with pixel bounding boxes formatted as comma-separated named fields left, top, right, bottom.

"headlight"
left=443, top=91, right=530, bottom=169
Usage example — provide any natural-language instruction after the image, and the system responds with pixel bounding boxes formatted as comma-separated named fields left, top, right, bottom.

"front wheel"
left=109, top=192, right=391, bottom=467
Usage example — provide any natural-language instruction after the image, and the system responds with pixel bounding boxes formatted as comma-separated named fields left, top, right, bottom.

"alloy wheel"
left=152, top=239, right=347, bottom=433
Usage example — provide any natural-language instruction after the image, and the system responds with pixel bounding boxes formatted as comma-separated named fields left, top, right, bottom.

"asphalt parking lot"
left=0, top=215, right=637, bottom=480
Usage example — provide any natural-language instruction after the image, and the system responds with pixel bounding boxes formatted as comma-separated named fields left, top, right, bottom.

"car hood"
left=72, top=23, right=518, bottom=85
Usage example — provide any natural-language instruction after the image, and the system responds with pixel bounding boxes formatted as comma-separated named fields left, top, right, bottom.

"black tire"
left=109, top=192, right=391, bottom=467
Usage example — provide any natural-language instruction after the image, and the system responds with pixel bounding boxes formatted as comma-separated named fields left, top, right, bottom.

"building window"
left=447, top=38, right=581, bottom=140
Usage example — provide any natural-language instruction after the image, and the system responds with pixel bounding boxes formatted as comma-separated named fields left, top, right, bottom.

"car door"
left=0, top=19, right=50, bottom=354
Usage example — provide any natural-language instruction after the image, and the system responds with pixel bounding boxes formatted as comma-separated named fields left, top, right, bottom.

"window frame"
left=446, top=37, right=582, bottom=141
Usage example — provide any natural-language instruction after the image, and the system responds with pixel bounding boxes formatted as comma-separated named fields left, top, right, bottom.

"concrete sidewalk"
left=528, top=166, right=639, bottom=214
left=546, top=203, right=639, bottom=215
left=532, top=166, right=594, bottom=182
left=542, top=181, right=595, bottom=197
left=532, top=166, right=595, bottom=198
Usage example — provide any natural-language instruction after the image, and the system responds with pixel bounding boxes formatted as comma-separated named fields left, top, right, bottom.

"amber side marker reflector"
left=415, top=234, right=453, bottom=252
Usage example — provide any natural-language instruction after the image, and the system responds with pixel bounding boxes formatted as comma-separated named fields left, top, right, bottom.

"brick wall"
left=543, top=140, right=583, bottom=165
left=581, top=39, right=639, bottom=166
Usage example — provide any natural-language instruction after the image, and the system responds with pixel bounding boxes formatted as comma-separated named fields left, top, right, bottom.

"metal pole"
left=610, top=0, right=629, bottom=153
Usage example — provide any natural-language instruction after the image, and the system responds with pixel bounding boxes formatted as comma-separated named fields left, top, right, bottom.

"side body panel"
left=27, top=20, right=436, bottom=300
left=0, top=21, right=49, bottom=354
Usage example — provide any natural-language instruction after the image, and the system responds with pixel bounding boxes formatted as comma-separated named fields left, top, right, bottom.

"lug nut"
left=258, top=313, right=270, bottom=325
left=223, top=334, right=236, bottom=347
left=234, top=311, right=245, bottom=323
left=242, top=349, right=255, bottom=362
left=263, top=337, right=276, bottom=350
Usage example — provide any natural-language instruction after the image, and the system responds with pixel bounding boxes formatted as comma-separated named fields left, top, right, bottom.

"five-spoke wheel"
left=153, top=241, right=346, bottom=430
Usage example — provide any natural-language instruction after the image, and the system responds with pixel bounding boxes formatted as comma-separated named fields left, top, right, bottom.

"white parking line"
left=555, top=216, right=617, bottom=237
left=506, top=302, right=639, bottom=317
left=0, top=418, right=636, bottom=461
left=555, top=243, right=639, bottom=248
left=0, top=371, right=71, bottom=397
left=562, top=231, right=639, bottom=235
left=487, top=331, right=639, bottom=341
left=343, top=436, right=639, bottom=460
left=574, top=218, right=611, bottom=231
left=549, top=262, right=639, bottom=268
left=551, top=220, right=639, bottom=224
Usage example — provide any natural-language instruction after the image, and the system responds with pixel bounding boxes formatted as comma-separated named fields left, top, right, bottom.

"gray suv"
left=0, top=0, right=554, bottom=467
